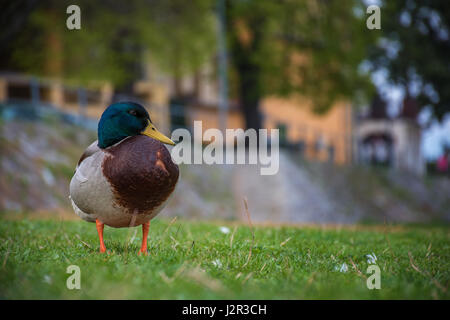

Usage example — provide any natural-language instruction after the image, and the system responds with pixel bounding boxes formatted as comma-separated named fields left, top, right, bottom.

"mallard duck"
left=69, top=102, right=179, bottom=255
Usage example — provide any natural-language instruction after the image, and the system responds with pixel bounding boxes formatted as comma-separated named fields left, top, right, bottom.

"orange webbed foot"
left=96, top=219, right=107, bottom=254
left=138, top=249, right=149, bottom=256
left=138, top=221, right=150, bottom=256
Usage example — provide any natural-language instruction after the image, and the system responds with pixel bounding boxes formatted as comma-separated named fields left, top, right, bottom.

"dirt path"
left=232, top=151, right=362, bottom=223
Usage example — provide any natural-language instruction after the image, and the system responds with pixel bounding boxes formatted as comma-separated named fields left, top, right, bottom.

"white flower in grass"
left=212, top=259, right=222, bottom=268
left=334, top=263, right=348, bottom=273
left=366, top=253, right=377, bottom=264
left=219, top=226, right=230, bottom=234
left=43, top=275, right=52, bottom=284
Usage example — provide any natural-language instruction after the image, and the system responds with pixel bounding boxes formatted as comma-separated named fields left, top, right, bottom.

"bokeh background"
left=0, top=0, right=449, bottom=224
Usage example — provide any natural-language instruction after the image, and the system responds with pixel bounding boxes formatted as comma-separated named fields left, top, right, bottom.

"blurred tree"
left=225, top=0, right=374, bottom=130
left=3, top=0, right=375, bottom=127
left=3, top=0, right=216, bottom=92
left=0, top=0, right=39, bottom=53
left=135, top=0, right=216, bottom=97
left=368, top=0, right=450, bottom=122
left=2, top=0, right=140, bottom=88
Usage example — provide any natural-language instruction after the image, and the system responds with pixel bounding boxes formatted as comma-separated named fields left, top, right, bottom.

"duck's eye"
left=128, top=110, right=138, bottom=116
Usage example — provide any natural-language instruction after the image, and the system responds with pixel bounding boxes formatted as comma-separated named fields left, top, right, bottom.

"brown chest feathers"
left=102, top=135, right=179, bottom=214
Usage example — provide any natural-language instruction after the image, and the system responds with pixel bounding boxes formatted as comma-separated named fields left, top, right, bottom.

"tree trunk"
left=238, top=62, right=262, bottom=130
left=226, top=0, right=264, bottom=131
left=234, top=54, right=263, bottom=148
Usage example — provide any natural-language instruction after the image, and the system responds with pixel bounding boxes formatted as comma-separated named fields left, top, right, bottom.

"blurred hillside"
left=0, top=112, right=94, bottom=211
left=1, top=107, right=449, bottom=224
left=0, top=104, right=239, bottom=220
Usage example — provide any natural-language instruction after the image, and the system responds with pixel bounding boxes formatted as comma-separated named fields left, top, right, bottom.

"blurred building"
left=0, top=73, right=113, bottom=119
left=0, top=67, right=425, bottom=174
left=0, top=61, right=354, bottom=166
left=0, top=3, right=354, bottom=167
left=138, top=58, right=353, bottom=165
left=354, top=94, right=425, bottom=175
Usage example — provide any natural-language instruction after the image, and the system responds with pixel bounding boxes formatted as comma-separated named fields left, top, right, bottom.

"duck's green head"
left=98, top=102, right=175, bottom=149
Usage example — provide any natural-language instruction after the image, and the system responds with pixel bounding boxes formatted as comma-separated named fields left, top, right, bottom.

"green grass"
left=0, top=218, right=449, bottom=299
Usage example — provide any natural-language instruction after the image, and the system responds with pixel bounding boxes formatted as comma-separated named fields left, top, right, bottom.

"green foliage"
left=8, top=0, right=216, bottom=87
left=136, top=0, right=217, bottom=76
left=226, top=0, right=376, bottom=114
left=368, top=1, right=450, bottom=121
left=7, top=0, right=376, bottom=114
left=0, top=218, right=448, bottom=299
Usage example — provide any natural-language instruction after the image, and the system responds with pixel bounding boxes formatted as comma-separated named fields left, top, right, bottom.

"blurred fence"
left=0, top=72, right=346, bottom=165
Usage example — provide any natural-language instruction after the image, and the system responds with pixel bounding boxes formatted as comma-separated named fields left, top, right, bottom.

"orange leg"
left=138, top=221, right=150, bottom=256
left=95, top=219, right=106, bottom=253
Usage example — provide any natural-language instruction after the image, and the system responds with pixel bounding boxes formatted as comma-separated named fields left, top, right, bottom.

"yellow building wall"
left=186, top=106, right=245, bottom=133
left=261, top=96, right=352, bottom=164
left=183, top=95, right=352, bottom=165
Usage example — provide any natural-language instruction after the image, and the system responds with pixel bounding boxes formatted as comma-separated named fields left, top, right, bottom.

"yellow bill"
left=141, top=121, right=175, bottom=145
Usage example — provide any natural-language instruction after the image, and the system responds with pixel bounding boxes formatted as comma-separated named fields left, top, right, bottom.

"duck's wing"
left=76, top=140, right=101, bottom=170
left=70, top=140, right=105, bottom=222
